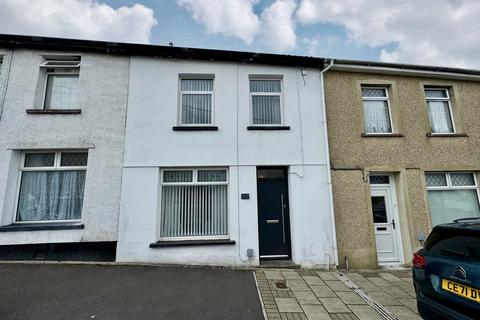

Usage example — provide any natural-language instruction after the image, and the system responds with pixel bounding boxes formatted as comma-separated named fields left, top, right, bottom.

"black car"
left=412, top=218, right=480, bottom=320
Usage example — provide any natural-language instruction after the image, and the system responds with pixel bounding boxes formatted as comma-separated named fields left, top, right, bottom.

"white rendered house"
left=117, top=50, right=337, bottom=267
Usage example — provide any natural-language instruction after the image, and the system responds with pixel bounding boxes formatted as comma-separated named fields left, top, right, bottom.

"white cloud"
left=0, top=0, right=157, bottom=43
left=176, top=0, right=261, bottom=44
left=176, top=0, right=298, bottom=51
left=296, top=0, right=480, bottom=68
left=260, top=0, right=297, bottom=51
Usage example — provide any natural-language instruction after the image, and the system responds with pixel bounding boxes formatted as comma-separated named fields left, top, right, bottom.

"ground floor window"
left=425, top=172, right=480, bottom=226
left=16, top=150, right=88, bottom=222
left=160, top=168, right=228, bottom=239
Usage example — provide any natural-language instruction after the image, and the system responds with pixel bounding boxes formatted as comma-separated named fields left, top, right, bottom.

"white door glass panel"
left=44, top=74, right=79, bottom=109
left=428, top=190, right=480, bottom=226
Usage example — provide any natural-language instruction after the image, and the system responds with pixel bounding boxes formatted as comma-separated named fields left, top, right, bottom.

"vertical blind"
left=180, top=79, right=213, bottom=125
left=160, top=169, right=228, bottom=238
left=250, top=79, right=282, bottom=125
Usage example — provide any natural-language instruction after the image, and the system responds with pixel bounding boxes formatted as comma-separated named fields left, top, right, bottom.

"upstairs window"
left=250, top=78, right=283, bottom=125
left=40, top=57, right=80, bottom=110
left=179, top=77, right=214, bottom=125
left=426, top=172, right=480, bottom=226
left=361, top=87, right=392, bottom=134
left=16, top=151, right=88, bottom=222
left=425, top=88, right=455, bottom=134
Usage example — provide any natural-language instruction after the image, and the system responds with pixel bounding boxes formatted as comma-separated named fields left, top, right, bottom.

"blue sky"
left=105, top=0, right=385, bottom=61
left=1, top=0, right=479, bottom=68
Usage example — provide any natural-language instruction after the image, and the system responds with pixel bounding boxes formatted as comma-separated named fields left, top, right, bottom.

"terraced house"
left=0, top=35, right=130, bottom=260
left=324, top=59, right=480, bottom=269
left=1, top=34, right=479, bottom=270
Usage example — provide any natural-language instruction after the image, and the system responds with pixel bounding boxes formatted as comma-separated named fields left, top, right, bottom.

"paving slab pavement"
left=256, top=268, right=418, bottom=320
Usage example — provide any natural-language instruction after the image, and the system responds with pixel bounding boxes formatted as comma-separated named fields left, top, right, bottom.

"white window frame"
left=177, top=75, right=215, bottom=126
left=361, top=86, right=394, bottom=135
left=13, top=150, right=88, bottom=224
left=40, top=59, right=80, bottom=110
left=425, top=172, right=480, bottom=223
left=159, top=167, right=229, bottom=241
left=249, top=76, right=284, bottom=126
left=424, top=88, right=456, bottom=134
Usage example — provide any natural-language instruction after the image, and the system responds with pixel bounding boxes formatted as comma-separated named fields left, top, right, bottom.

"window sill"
left=149, top=239, right=235, bottom=248
left=172, top=126, right=218, bottom=131
left=26, top=109, right=82, bottom=114
left=247, top=126, right=290, bottom=130
left=426, top=133, right=468, bottom=137
left=0, top=222, right=84, bottom=232
left=361, top=133, right=404, bottom=137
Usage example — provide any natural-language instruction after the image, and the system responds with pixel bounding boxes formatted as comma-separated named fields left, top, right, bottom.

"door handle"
left=391, top=219, right=396, bottom=229
left=281, top=194, right=286, bottom=243
left=266, top=219, right=279, bottom=224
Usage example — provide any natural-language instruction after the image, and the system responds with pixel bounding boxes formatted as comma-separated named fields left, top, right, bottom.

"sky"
left=0, top=0, right=479, bottom=68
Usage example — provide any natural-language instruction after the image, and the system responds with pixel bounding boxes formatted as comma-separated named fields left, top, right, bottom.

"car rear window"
left=425, top=228, right=480, bottom=262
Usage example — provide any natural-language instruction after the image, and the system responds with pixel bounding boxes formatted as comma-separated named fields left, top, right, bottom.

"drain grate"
left=335, top=273, right=399, bottom=320
left=275, top=281, right=288, bottom=289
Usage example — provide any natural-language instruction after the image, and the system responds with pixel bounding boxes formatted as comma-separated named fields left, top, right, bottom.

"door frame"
left=256, top=166, right=292, bottom=260
left=369, top=173, right=404, bottom=265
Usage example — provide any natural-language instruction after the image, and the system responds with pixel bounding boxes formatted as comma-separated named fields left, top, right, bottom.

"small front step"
left=258, top=259, right=300, bottom=269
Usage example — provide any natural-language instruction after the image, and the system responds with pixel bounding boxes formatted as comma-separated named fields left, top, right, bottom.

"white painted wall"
left=117, top=58, right=336, bottom=267
left=0, top=49, right=129, bottom=244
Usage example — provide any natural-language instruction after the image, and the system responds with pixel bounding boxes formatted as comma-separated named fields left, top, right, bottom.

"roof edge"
left=0, top=33, right=325, bottom=68
left=329, top=58, right=480, bottom=80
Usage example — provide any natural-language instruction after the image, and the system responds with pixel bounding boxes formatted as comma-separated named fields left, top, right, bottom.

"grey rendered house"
left=0, top=35, right=129, bottom=259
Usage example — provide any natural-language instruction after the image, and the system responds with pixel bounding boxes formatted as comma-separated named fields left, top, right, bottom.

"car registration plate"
left=442, top=279, right=480, bottom=303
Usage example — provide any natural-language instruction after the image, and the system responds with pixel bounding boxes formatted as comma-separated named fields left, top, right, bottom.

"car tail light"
left=412, top=251, right=426, bottom=269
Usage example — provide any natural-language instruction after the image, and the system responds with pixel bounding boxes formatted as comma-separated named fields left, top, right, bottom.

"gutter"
left=320, top=59, right=338, bottom=267
left=331, top=63, right=480, bottom=82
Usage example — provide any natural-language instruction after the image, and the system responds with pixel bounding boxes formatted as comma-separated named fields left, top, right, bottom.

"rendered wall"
left=0, top=49, right=129, bottom=245
left=117, top=58, right=335, bottom=267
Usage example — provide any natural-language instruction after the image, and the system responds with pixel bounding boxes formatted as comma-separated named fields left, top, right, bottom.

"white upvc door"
left=370, top=176, right=403, bottom=265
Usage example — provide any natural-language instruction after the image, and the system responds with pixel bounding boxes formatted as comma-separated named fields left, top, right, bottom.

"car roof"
left=434, top=218, right=480, bottom=232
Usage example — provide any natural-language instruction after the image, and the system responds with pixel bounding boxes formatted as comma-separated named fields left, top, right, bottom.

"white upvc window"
left=424, top=88, right=455, bottom=134
left=40, top=58, right=81, bottom=110
left=425, top=172, right=480, bottom=226
left=178, top=77, right=214, bottom=125
left=250, top=77, right=283, bottom=125
left=361, top=87, right=393, bottom=134
left=15, top=150, right=88, bottom=223
left=160, top=168, right=228, bottom=240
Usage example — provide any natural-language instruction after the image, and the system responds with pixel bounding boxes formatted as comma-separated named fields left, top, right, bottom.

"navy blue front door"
left=257, top=168, right=291, bottom=259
